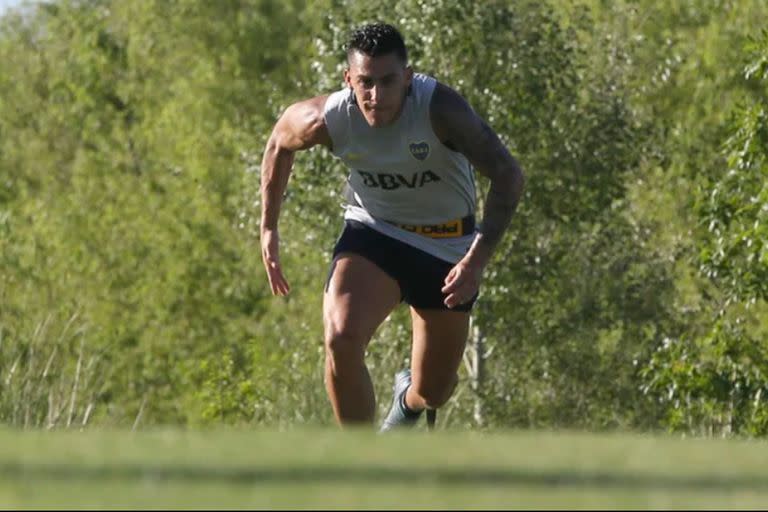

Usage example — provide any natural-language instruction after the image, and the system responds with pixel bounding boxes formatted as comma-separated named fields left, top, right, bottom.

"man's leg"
left=405, top=307, right=470, bottom=413
left=323, top=253, right=401, bottom=426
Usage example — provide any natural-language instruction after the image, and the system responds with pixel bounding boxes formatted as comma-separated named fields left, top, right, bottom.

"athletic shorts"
left=328, top=220, right=479, bottom=311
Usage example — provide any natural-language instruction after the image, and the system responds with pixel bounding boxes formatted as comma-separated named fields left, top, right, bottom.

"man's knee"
left=411, top=373, right=458, bottom=409
left=324, top=325, right=368, bottom=372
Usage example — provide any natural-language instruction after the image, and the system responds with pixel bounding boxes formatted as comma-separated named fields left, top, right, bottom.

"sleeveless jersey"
left=323, top=73, right=477, bottom=263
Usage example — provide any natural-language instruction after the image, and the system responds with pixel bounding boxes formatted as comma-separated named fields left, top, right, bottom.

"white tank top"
left=323, top=73, right=477, bottom=263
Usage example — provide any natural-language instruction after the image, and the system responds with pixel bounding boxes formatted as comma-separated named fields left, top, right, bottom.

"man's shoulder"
left=282, top=94, right=333, bottom=133
left=427, top=80, right=480, bottom=151
left=278, top=94, right=332, bottom=150
left=429, top=81, right=469, bottom=114
left=429, top=81, right=475, bottom=137
left=289, top=94, right=332, bottom=117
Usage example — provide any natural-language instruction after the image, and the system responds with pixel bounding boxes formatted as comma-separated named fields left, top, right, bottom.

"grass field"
left=1, top=427, right=767, bottom=509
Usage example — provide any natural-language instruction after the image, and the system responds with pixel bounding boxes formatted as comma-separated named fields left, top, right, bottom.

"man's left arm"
left=430, top=82, right=525, bottom=308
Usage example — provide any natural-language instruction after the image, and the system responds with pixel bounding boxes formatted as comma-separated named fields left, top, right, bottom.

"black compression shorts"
left=328, top=220, right=479, bottom=312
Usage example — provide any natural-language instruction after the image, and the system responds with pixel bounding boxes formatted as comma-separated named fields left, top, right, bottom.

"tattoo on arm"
left=431, top=84, right=525, bottom=255
left=472, top=121, right=522, bottom=251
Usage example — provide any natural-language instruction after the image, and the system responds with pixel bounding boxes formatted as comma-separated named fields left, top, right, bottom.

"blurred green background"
left=1, top=0, right=767, bottom=436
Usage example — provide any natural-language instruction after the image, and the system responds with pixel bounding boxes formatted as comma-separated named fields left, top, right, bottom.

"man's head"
left=344, top=23, right=413, bottom=127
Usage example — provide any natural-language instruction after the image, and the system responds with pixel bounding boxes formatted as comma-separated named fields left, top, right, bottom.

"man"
left=260, top=23, right=524, bottom=430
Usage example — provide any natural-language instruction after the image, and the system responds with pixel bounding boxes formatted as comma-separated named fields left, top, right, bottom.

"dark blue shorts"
left=328, top=220, right=478, bottom=311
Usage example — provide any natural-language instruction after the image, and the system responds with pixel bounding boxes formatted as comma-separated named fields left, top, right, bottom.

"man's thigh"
left=323, top=253, right=402, bottom=347
left=409, top=307, right=471, bottom=394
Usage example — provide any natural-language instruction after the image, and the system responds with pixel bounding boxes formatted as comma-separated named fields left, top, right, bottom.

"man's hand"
left=261, top=229, right=290, bottom=296
left=441, top=258, right=484, bottom=309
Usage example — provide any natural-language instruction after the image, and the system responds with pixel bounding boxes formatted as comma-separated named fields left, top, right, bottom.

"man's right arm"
left=260, top=95, right=331, bottom=296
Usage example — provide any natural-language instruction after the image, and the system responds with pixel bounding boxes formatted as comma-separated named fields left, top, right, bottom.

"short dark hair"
left=345, top=23, right=408, bottom=63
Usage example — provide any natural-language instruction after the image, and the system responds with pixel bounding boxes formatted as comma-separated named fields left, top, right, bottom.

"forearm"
left=465, top=164, right=524, bottom=266
left=260, top=139, right=295, bottom=232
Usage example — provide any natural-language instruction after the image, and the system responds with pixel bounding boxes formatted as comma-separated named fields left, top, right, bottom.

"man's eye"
left=361, top=79, right=373, bottom=88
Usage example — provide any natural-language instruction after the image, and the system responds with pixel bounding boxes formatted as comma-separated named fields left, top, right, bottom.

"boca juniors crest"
left=409, top=141, right=430, bottom=161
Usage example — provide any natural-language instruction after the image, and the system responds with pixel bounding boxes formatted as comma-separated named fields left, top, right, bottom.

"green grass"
left=2, top=427, right=768, bottom=509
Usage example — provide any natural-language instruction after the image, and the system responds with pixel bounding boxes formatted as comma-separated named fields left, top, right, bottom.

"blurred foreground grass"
left=1, top=427, right=767, bottom=509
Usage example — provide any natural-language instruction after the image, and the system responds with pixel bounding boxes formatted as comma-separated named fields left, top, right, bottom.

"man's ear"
left=344, top=68, right=352, bottom=89
left=404, top=65, right=414, bottom=86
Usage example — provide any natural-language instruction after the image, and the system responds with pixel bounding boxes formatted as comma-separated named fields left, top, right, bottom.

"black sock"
left=399, top=387, right=423, bottom=418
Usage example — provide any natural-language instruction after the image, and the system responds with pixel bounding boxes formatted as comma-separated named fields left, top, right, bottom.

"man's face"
left=344, top=50, right=413, bottom=127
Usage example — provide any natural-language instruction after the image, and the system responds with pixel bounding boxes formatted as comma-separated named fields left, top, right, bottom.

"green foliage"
left=1, top=0, right=767, bottom=436
left=700, top=30, right=768, bottom=304
left=0, top=0, right=310, bottom=427
left=638, top=28, right=768, bottom=438
left=641, top=319, right=768, bottom=436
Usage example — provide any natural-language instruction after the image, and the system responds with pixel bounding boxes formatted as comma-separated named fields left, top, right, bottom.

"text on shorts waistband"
left=393, top=215, right=475, bottom=238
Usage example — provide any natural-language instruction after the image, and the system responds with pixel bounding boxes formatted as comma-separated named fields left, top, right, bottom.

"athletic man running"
left=260, top=23, right=524, bottom=430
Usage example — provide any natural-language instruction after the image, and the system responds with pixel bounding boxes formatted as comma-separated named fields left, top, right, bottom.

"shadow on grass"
left=1, top=463, right=767, bottom=491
